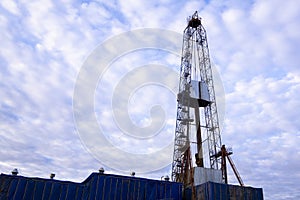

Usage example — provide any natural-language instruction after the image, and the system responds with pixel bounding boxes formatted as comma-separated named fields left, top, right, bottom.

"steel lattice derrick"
left=171, top=24, right=194, bottom=183
left=195, top=22, right=222, bottom=169
left=171, top=11, right=222, bottom=183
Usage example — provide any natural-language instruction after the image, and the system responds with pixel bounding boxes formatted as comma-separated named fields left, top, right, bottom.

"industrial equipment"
left=171, top=11, right=243, bottom=199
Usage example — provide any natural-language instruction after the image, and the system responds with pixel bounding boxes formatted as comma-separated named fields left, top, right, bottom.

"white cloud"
left=0, top=0, right=20, bottom=15
left=0, top=0, right=300, bottom=199
left=223, top=73, right=300, bottom=199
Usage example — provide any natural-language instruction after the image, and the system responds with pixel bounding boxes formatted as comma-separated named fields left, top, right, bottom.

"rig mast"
left=171, top=11, right=222, bottom=186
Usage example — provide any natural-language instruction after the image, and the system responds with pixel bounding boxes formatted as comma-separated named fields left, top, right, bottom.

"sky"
left=0, top=0, right=300, bottom=199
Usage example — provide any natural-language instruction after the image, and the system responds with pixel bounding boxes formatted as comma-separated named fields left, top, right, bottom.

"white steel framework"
left=171, top=11, right=222, bottom=184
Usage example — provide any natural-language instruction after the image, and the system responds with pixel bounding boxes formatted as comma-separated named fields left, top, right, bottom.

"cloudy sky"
left=0, top=0, right=299, bottom=199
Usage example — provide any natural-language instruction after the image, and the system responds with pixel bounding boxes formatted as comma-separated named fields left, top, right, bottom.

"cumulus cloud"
left=223, top=73, right=300, bottom=199
left=0, top=0, right=299, bottom=199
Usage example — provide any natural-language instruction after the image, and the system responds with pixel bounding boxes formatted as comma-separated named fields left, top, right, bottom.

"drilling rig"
left=171, top=10, right=222, bottom=182
left=171, top=12, right=244, bottom=198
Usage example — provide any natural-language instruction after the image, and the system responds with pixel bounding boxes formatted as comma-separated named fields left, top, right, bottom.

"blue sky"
left=0, top=0, right=300, bottom=199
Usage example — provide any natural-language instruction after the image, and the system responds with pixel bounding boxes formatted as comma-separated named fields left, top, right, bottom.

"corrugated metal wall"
left=184, top=181, right=263, bottom=200
left=0, top=173, right=182, bottom=200
left=193, top=167, right=222, bottom=186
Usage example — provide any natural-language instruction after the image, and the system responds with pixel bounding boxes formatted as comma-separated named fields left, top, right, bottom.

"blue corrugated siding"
left=0, top=173, right=182, bottom=200
left=33, top=181, right=44, bottom=198
left=23, top=180, right=34, bottom=199
left=184, top=181, right=263, bottom=200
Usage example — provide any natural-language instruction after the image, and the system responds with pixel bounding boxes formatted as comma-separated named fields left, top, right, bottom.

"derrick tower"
left=171, top=11, right=222, bottom=186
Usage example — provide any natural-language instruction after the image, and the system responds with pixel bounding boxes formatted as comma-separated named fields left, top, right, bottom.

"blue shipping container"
left=0, top=173, right=182, bottom=200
